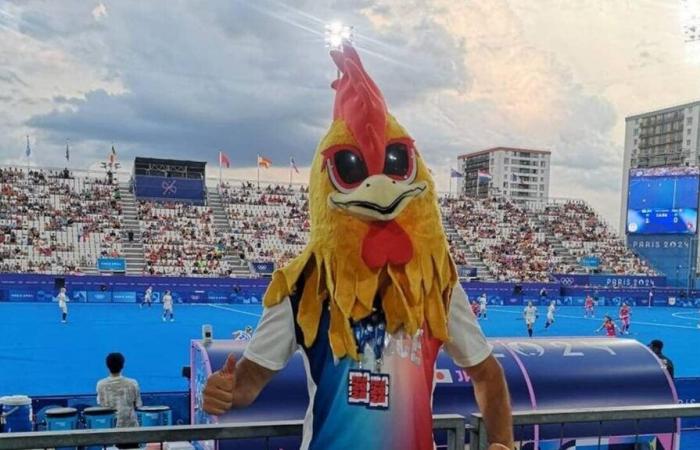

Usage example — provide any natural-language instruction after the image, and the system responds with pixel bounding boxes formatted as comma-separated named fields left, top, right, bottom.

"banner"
left=552, top=273, right=666, bottom=288
left=627, top=235, right=696, bottom=287
left=250, top=261, right=275, bottom=275
left=579, top=255, right=600, bottom=269
left=457, top=266, right=477, bottom=278
left=97, top=257, right=126, bottom=272
left=134, top=175, right=205, bottom=204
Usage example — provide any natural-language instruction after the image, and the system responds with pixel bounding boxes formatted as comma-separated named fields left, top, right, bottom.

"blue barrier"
left=2, top=273, right=700, bottom=307
left=191, top=338, right=679, bottom=449
left=0, top=274, right=269, bottom=304
left=552, top=273, right=667, bottom=288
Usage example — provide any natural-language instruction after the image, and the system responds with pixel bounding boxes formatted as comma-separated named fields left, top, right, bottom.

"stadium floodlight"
left=324, top=21, right=354, bottom=50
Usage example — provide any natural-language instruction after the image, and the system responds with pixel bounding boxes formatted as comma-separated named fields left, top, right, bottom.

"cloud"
left=92, top=3, right=107, bottom=21
left=3, top=0, right=700, bottom=229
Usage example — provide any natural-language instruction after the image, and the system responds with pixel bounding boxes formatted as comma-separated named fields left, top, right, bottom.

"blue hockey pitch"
left=1, top=302, right=699, bottom=396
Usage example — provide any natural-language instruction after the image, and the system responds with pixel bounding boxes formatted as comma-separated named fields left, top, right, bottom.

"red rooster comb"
left=330, top=44, right=387, bottom=175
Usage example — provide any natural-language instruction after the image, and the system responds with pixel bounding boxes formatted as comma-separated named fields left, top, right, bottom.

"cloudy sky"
left=1, top=0, right=700, bottom=228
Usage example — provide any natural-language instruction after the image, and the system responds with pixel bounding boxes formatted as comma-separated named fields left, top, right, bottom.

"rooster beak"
left=328, top=175, right=427, bottom=221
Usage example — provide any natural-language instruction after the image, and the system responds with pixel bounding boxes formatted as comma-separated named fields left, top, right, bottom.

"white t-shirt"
left=547, top=304, right=555, bottom=318
left=162, top=294, right=173, bottom=310
left=479, top=296, right=487, bottom=310
left=243, top=283, right=492, bottom=450
left=524, top=306, right=537, bottom=323
left=57, top=293, right=68, bottom=311
left=145, top=288, right=152, bottom=300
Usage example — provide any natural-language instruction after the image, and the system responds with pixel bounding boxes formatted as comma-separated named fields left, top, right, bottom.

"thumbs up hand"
left=203, top=354, right=237, bottom=415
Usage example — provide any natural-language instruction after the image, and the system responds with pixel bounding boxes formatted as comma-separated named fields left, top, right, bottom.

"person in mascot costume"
left=203, top=42, right=513, bottom=450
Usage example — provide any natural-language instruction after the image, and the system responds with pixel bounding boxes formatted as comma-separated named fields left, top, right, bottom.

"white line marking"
left=490, top=309, right=699, bottom=330
left=672, top=311, right=700, bottom=321
left=208, top=304, right=262, bottom=317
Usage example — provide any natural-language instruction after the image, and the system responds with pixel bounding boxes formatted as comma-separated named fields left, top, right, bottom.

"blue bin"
left=83, top=406, right=116, bottom=450
left=0, top=395, right=33, bottom=433
left=46, top=407, right=79, bottom=450
left=136, top=406, right=172, bottom=427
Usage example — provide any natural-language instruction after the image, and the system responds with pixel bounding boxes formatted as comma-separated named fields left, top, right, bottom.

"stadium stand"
left=533, top=200, right=657, bottom=275
left=219, top=181, right=310, bottom=268
left=0, top=166, right=657, bottom=279
left=0, top=167, right=123, bottom=275
left=137, top=200, right=233, bottom=277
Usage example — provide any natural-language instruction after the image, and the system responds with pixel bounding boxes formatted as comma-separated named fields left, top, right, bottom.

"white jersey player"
left=523, top=301, right=537, bottom=338
left=545, top=301, right=556, bottom=329
left=478, top=293, right=487, bottom=319
left=142, top=286, right=153, bottom=308
left=57, top=287, right=69, bottom=323
left=162, top=290, right=174, bottom=322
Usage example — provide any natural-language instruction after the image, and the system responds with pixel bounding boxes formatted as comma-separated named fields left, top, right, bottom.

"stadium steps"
left=527, top=211, right=581, bottom=270
left=118, top=183, right=146, bottom=275
left=206, top=190, right=251, bottom=276
left=442, top=221, right=495, bottom=281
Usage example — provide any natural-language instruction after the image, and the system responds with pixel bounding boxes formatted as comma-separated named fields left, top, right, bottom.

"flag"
left=434, top=368, right=453, bottom=383
left=109, top=146, right=117, bottom=164
left=257, top=155, right=272, bottom=168
left=219, top=151, right=231, bottom=168
left=450, top=168, right=463, bottom=178
left=65, top=141, right=70, bottom=162
left=290, top=157, right=300, bottom=174
left=477, top=170, right=492, bottom=181
left=25, top=136, right=31, bottom=157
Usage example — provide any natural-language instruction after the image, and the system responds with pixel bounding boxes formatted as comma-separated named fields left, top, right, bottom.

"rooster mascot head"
left=264, top=44, right=456, bottom=360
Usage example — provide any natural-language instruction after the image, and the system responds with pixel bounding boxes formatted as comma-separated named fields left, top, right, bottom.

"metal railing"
left=470, top=403, right=700, bottom=450
left=0, top=414, right=465, bottom=450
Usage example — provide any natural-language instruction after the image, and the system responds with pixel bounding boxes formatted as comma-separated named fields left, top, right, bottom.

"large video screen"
left=627, top=167, right=699, bottom=235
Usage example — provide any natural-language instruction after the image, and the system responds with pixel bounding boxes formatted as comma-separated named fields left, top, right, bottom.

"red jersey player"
left=471, top=300, right=480, bottom=317
left=596, top=315, right=618, bottom=337
left=584, top=295, right=595, bottom=318
left=619, top=302, right=631, bottom=335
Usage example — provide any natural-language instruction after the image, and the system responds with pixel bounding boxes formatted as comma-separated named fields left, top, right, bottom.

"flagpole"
left=218, top=152, right=222, bottom=188
left=26, top=135, right=30, bottom=175
left=257, top=154, right=260, bottom=189
left=449, top=172, right=452, bottom=198
left=476, top=177, right=480, bottom=198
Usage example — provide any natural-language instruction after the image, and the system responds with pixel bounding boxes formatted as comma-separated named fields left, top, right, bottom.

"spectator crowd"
left=0, top=166, right=657, bottom=281
left=0, top=167, right=123, bottom=274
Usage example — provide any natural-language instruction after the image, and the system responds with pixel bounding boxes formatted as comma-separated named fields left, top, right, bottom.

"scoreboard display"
left=627, top=167, right=699, bottom=235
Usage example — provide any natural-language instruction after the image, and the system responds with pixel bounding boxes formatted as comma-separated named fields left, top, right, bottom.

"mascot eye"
left=330, top=149, right=368, bottom=190
left=383, top=141, right=416, bottom=182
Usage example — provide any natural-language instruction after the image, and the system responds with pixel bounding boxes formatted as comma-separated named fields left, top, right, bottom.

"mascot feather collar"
left=264, top=44, right=457, bottom=360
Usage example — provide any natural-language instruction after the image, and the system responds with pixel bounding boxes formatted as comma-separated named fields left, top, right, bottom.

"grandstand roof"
left=457, top=147, right=551, bottom=160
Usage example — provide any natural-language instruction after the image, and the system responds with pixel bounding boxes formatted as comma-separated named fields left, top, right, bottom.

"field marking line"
left=672, top=311, right=700, bottom=321
left=207, top=304, right=262, bottom=317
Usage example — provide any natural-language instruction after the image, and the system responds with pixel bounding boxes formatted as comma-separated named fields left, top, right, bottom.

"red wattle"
left=361, top=221, right=413, bottom=269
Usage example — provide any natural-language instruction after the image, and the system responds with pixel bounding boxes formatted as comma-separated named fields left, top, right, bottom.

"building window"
left=504, top=158, right=509, bottom=164
left=688, top=140, right=692, bottom=146
left=688, top=117, right=693, bottom=125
